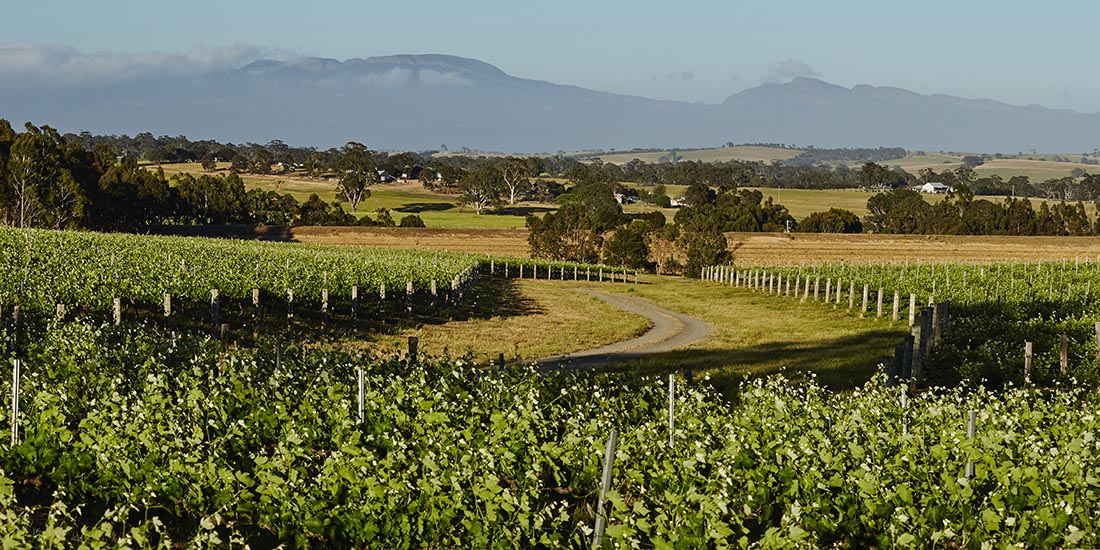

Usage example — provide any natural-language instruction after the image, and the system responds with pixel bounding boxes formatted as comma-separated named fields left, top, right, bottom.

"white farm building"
left=919, top=182, right=953, bottom=194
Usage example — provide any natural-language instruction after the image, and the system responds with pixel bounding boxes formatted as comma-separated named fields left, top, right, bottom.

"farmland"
left=592, top=148, right=1097, bottom=182
left=592, top=145, right=803, bottom=165
left=151, top=162, right=534, bottom=229
left=147, top=159, right=1098, bottom=234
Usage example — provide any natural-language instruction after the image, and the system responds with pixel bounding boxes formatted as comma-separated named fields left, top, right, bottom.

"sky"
left=2, top=0, right=1099, bottom=113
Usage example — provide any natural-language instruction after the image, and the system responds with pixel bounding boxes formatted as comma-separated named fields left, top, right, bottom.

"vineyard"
left=3, top=226, right=1100, bottom=547
left=2, top=322, right=1100, bottom=547
left=705, top=257, right=1100, bottom=389
left=0, top=227, right=635, bottom=322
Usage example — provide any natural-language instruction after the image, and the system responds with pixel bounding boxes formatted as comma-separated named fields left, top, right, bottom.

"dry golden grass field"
left=285, top=226, right=1100, bottom=265
left=724, top=232, right=1100, bottom=264
left=854, top=152, right=1096, bottom=181
left=291, top=226, right=530, bottom=256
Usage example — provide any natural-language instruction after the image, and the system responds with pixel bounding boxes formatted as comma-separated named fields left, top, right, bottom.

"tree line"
left=0, top=121, right=423, bottom=231
left=524, top=166, right=799, bottom=277
left=59, top=127, right=1099, bottom=201
left=858, top=187, right=1099, bottom=236
left=7, top=120, right=1100, bottom=268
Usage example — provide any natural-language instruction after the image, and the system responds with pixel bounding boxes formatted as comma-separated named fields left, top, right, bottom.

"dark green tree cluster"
left=335, top=142, right=378, bottom=212
left=669, top=188, right=793, bottom=276
left=459, top=167, right=507, bottom=214
left=527, top=166, right=680, bottom=271
left=527, top=171, right=624, bottom=264
left=673, top=189, right=797, bottom=233
left=529, top=169, right=774, bottom=276
left=800, top=208, right=863, bottom=233
left=0, top=120, right=358, bottom=231
left=0, top=122, right=99, bottom=229
left=784, top=147, right=907, bottom=166
left=863, top=187, right=1096, bottom=236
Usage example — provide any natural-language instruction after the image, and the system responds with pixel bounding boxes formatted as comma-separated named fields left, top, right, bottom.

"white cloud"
left=418, top=69, right=471, bottom=87
left=354, top=67, right=414, bottom=88
left=0, top=43, right=273, bottom=88
left=761, top=59, right=819, bottom=83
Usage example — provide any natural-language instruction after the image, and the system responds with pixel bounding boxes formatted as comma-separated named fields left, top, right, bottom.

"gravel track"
left=538, top=290, right=708, bottom=370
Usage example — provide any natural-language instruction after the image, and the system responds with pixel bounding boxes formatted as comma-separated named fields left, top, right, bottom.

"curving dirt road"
left=538, top=290, right=709, bottom=370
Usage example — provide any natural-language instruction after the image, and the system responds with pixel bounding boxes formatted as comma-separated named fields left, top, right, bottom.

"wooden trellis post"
left=351, top=286, right=359, bottom=321
left=210, top=289, right=220, bottom=333
left=860, top=285, right=869, bottom=318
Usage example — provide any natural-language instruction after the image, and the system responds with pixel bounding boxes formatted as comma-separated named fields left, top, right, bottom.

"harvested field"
left=291, top=226, right=531, bottom=257
left=725, top=232, right=1100, bottom=264
left=157, top=224, right=1100, bottom=264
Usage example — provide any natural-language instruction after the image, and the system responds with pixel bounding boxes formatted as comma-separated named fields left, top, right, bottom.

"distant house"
left=919, top=182, right=953, bottom=194
left=377, top=170, right=397, bottom=183
left=670, top=196, right=686, bottom=208
left=612, top=192, right=637, bottom=204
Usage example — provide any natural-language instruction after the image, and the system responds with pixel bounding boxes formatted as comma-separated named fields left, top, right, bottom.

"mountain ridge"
left=0, top=53, right=1096, bottom=152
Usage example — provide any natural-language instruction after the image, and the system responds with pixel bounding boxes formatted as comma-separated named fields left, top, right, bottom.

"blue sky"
left=3, top=0, right=1098, bottom=112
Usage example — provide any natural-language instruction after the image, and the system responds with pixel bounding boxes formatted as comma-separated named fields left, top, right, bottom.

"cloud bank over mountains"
left=0, top=43, right=271, bottom=88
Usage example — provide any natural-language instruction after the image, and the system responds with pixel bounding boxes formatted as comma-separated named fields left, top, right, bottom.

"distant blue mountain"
left=1, top=54, right=1096, bottom=153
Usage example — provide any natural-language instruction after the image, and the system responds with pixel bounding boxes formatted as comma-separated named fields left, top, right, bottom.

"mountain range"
left=1, top=53, right=1097, bottom=153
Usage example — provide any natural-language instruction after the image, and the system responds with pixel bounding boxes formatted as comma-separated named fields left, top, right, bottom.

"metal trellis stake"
left=11, top=359, right=21, bottom=446
left=965, top=410, right=977, bottom=479
left=668, top=374, right=675, bottom=448
left=592, top=429, right=618, bottom=549
left=357, top=368, right=364, bottom=424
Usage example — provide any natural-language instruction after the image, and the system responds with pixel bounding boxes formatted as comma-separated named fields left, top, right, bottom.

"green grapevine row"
left=0, top=227, right=636, bottom=317
left=2, top=322, right=1098, bottom=547
left=705, top=259, right=1100, bottom=388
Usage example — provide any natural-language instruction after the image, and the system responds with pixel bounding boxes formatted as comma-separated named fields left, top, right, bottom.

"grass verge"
left=374, top=274, right=905, bottom=396
left=585, top=276, right=906, bottom=394
left=376, top=279, right=651, bottom=362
